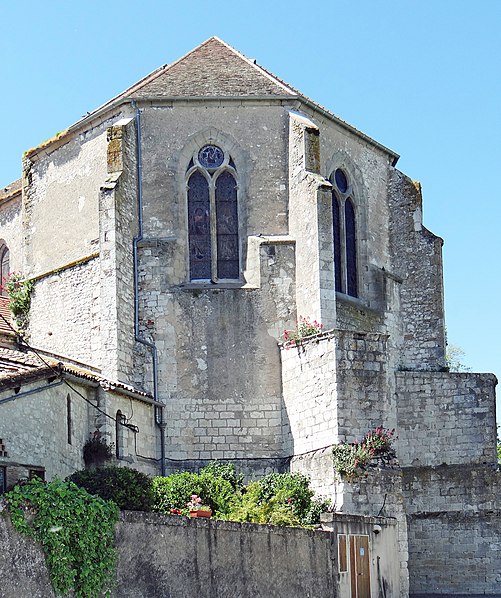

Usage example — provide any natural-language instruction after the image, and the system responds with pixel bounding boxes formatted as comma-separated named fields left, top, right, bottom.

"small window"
left=66, top=395, right=72, bottom=445
left=116, top=410, right=126, bottom=459
left=187, top=145, right=240, bottom=282
left=331, top=169, right=358, bottom=298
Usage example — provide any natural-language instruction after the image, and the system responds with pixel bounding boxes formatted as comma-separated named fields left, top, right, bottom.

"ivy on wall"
left=2, top=477, right=119, bottom=597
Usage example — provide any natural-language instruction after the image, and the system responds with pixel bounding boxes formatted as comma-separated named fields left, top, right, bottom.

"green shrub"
left=152, top=465, right=330, bottom=527
left=68, top=466, right=154, bottom=511
left=152, top=469, right=235, bottom=516
left=258, top=472, right=314, bottom=521
left=224, top=473, right=328, bottom=527
left=200, top=461, right=244, bottom=490
left=152, top=471, right=201, bottom=514
left=4, top=477, right=118, bottom=597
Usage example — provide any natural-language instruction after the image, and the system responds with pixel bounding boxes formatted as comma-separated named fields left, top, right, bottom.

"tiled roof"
left=25, top=37, right=399, bottom=163
left=0, top=297, right=14, bottom=337
left=0, top=179, right=22, bottom=203
left=128, top=37, right=296, bottom=99
left=0, top=346, right=153, bottom=401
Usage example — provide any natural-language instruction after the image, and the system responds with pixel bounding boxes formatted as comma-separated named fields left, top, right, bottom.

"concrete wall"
left=0, top=511, right=401, bottom=598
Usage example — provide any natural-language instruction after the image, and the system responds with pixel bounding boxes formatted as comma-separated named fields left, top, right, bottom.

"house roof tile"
left=0, top=179, right=22, bottom=203
left=0, top=346, right=153, bottom=401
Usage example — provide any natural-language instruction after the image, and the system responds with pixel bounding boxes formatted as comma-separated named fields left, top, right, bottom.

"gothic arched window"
left=0, top=244, right=10, bottom=297
left=331, top=169, right=358, bottom=298
left=187, top=145, right=239, bottom=281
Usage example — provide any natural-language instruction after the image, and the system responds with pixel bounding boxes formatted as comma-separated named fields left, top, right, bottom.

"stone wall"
left=0, top=377, right=157, bottom=484
left=396, top=371, right=498, bottom=467
left=28, top=257, right=100, bottom=366
left=136, top=237, right=295, bottom=471
left=98, top=118, right=138, bottom=382
left=0, top=511, right=402, bottom=598
left=22, top=117, right=117, bottom=275
left=0, top=194, right=23, bottom=274
left=403, top=465, right=501, bottom=596
left=388, top=171, right=446, bottom=370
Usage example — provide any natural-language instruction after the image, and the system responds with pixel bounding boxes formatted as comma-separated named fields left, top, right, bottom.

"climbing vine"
left=2, top=272, right=34, bottom=331
left=3, top=477, right=119, bottom=597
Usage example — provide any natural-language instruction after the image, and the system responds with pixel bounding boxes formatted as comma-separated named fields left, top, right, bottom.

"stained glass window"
left=187, top=146, right=240, bottom=282
left=331, top=170, right=358, bottom=298
left=345, top=198, right=358, bottom=297
left=188, top=171, right=211, bottom=280
left=198, top=145, right=224, bottom=169
left=0, top=245, right=9, bottom=296
left=216, top=171, right=239, bottom=279
left=335, top=169, right=348, bottom=194
left=332, top=194, right=343, bottom=293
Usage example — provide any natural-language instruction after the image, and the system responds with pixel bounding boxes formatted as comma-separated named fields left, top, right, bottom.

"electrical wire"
left=0, top=313, right=122, bottom=426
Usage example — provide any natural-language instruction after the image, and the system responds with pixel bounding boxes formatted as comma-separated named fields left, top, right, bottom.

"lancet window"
left=187, top=145, right=239, bottom=281
left=331, top=168, right=358, bottom=297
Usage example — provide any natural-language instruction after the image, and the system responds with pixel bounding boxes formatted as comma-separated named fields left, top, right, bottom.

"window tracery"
left=187, top=145, right=239, bottom=281
left=331, top=168, right=358, bottom=298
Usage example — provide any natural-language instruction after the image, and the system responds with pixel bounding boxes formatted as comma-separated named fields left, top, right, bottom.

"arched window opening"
left=345, top=198, right=358, bottom=297
left=188, top=171, right=211, bottom=280
left=187, top=145, right=239, bottom=282
left=331, top=169, right=358, bottom=298
left=215, top=171, right=239, bottom=279
left=0, top=244, right=10, bottom=297
left=332, top=195, right=343, bottom=293
left=116, top=410, right=126, bottom=459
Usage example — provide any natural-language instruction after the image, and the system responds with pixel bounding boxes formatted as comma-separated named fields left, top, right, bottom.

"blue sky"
left=1, top=1, right=500, bottom=417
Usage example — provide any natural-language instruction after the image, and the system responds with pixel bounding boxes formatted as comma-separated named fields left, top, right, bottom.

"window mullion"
left=209, top=181, right=218, bottom=282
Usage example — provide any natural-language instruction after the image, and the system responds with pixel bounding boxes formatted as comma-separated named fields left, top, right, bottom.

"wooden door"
left=349, top=535, right=371, bottom=598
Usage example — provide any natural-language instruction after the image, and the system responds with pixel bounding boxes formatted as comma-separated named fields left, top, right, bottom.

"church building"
left=0, top=37, right=499, bottom=596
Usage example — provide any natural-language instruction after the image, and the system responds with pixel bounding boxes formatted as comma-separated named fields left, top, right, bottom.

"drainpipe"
left=131, top=100, right=166, bottom=476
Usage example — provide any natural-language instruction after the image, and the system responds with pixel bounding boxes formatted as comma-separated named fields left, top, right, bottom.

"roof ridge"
left=207, top=37, right=297, bottom=96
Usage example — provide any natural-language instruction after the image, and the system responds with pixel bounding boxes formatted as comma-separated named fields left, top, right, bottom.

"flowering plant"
left=283, top=316, right=323, bottom=348
left=332, top=427, right=396, bottom=481
left=187, top=494, right=211, bottom=512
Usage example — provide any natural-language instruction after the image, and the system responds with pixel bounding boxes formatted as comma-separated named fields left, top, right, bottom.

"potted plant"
left=187, top=494, right=212, bottom=518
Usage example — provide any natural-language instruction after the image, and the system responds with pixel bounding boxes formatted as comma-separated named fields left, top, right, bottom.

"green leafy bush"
left=224, top=473, right=329, bottom=527
left=200, top=461, right=244, bottom=490
left=152, top=468, right=235, bottom=516
left=3, top=477, right=118, bottom=597
left=68, top=466, right=154, bottom=511
left=2, top=272, right=34, bottom=331
left=152, top=464, right=330, bottom=527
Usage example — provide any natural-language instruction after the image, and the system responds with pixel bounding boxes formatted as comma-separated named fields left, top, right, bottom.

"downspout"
left=131, top=100, right=166, bottom=476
